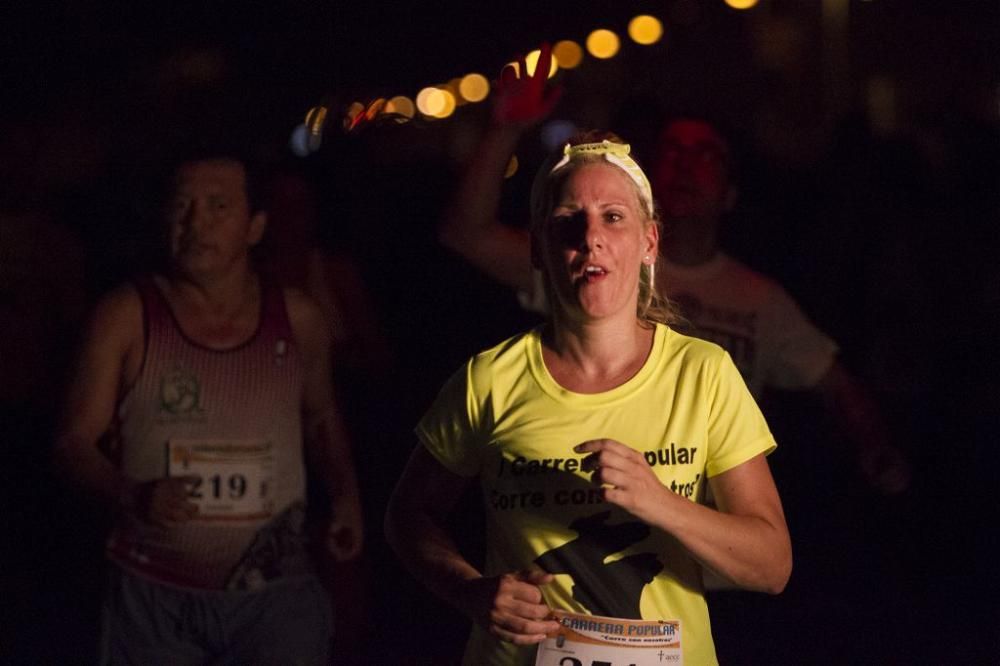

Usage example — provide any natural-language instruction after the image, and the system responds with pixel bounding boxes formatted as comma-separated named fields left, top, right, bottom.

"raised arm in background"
left=438, top=44, right=560, bottom=293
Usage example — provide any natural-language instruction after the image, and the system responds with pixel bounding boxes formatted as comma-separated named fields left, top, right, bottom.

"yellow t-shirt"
left=417, top=324, right=776, bottom=666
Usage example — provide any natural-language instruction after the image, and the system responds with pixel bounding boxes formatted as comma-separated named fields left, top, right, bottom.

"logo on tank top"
left=158, top=364, right=204, bottom=418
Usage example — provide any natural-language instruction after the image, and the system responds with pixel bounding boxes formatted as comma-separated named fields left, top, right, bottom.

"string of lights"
left=291, top=2, right=772, bottom=156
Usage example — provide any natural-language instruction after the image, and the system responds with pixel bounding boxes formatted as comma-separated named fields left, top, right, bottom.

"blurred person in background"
left=53, top=144, right=363, bottom=664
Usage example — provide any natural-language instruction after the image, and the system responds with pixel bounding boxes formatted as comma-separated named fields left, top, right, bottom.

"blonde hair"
left=529, top=130, right=680, bottom=326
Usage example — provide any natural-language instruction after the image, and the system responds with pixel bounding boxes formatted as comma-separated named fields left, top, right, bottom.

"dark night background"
left=2, top=1, right=997, bottom=663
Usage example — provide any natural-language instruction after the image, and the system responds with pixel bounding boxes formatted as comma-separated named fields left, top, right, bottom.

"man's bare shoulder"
left=283, top=287, right=329, bottom=349
left=284, top=286, right=324, bottom=325
left=65, top=283, right=145, bottom=400
left=86, top=283, right=144, bottom=347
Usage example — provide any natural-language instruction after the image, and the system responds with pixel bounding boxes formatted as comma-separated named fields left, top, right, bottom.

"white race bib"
left=535, top=610, right=682, bottom=666
left=167, top=439, right=274, bottom=521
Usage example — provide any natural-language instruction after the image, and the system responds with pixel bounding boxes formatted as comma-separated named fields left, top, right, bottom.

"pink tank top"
left=107, top=276, right=310, bottom=590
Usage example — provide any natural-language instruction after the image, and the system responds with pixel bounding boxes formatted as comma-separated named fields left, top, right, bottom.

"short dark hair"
left=155, top=137, right=265, bottom=215
left=654, top=112, right=746, bottom=185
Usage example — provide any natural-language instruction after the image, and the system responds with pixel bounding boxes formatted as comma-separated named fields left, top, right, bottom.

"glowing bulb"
left=416, top=87, right=444, bottom=117
left=724, top=0, right=759, bottom=9
left=345, top=102, right=364, bottom=121
left=525, top=49, right=559, bottom=78
left=504, top=155, right=518, bottom=179
left=289, top=124, right=310, bottom=157
left=416, top=86, right=456, bottom=119
left=553, top=40, right=583, bottom=69
left=541, top=120, right=578, bottom=151
left=304, top=105, right=322, bottom=128
left=504, top=50, right=559, bottom=79
left=459, top=73, right=490, bottom=103
left=364, top=98, right=386, bottom=121
left=343, top=101, right=365, bottom=130
left=303, top=106, right=327, bottom=150
left=384, top=95, right=415, bottom=119
left=628, top=15, right=663, bottom=45
left=586, top=29, right=620, bottom=59
left=435, top=88, right=457, bottom=118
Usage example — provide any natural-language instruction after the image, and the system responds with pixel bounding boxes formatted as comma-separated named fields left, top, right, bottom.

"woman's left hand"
left=574, top=439, right=673, bottom=524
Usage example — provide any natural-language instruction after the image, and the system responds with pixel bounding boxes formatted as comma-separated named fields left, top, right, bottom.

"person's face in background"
left=540, top=162, right=658, bottom=323
left=651, top=119, right=733, bottom=226
left=165, top=159, right=266, bottom=280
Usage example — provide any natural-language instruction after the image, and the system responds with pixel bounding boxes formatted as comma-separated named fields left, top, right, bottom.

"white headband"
left=549, top=140, right=654, bottom=214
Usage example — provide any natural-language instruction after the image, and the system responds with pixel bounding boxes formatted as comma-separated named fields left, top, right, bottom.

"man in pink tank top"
left=54, top=147, right=363, bottom=664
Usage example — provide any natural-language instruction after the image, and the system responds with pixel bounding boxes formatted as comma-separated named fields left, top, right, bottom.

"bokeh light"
left=628, top=15, right=663, bottom=45
left=345, top=101, right=364, bottom=120
left=459, top=73, right=490, bottom=103
left=416, top=86, right=456, bottom=119
left=504, top=155, right=518, bottom=179
left=304, top=105, right=326, bottom=130
left=505, top=50, right=559, bottom=79
left=416, top=87, right=443, bottom=117
left=586, top=29, right=620, bottom=59
left=525, top=49, right=559, bottom=78
left=343, top=101, right=365, bottom=130
left=435, top=88, right=457, bottom=118
left=724, top=0, right=759, bottom=9
left=384, top=95, right=415, bottom=119
left=541, top=119, right=578, bottom=151
left=364, top=98, right=386, bottom=121
left=289, top=124, right=310, bottom=157
left=304, top=105, right=327, bottom=151
left=552, top=40, right=584, bottom=69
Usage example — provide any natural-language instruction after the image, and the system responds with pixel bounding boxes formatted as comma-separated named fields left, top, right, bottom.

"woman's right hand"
left=492, top=42, right=563, bottom=128
left=459, top=569, right=561, bottom=645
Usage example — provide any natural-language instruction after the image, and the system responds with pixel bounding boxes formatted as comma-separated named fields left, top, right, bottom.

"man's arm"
left=438, top=43, right=561, bottom=294
left=766, top=286, right=911, bottom=495
left=438, top=124, right=534, bottom=293
left=52, top=286, right=199, bottom=525
left=287, top=288, right=364, bottom=561
left=816, top=360, right=911, bottom=495
left=52, top=286, right=140, bottom=509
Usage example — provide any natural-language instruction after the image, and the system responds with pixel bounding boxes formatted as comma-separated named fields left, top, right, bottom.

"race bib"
left=535, top=610, right=682, bottom=666
left=167, top=439, right=274, bottom=521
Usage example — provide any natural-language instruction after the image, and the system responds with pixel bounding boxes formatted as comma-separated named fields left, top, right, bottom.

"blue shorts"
left=101, top=565, right=332, bottom=665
